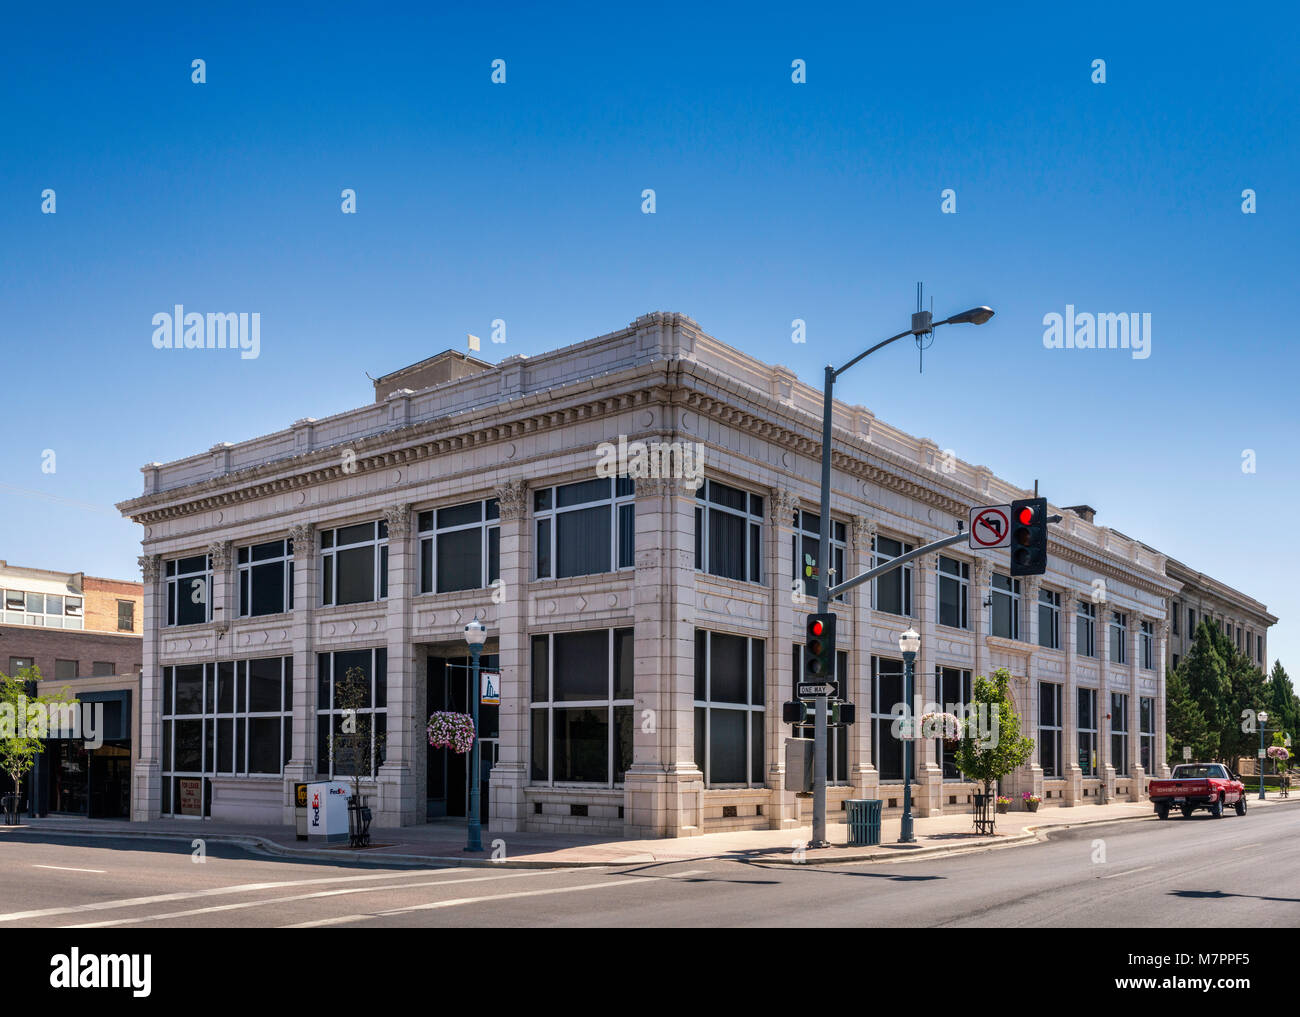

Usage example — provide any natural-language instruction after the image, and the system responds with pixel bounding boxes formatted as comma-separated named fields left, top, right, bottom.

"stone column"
left=914, top=552, right=941, bottom=817
left=489, top=479, right=529, bottom=833
left=850, top=516, right=878, bottom=804
left=973, top=560, right=991, bottom=686
left=1156, top=620, right=1170, bottom=777
left=377, top=503, right=417, bottom=827
left=133, top=554, right=164, bottom=821
left=765, top=488, right=800, bottom=829
left=1128, top=616, right=1145, bottom=800
left=285, top=523, right=318, bottom=818
left=1096, top=603, right=1113, bottom=805
left=625, top=477, right=703, bottom=837
left=1062, top=591, right=1082, bottom=805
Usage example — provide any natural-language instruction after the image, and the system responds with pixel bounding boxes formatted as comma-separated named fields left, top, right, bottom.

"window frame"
left=1140, top=620, right=1155, bottom=670
left=990, top=572, right=1021, bottom=640
left=871, top=655, right=907, bottom=782
left=1109, top=611, right=1128, bottom=664
left=1039, top=681, right=1063, bottom=778
left=1076, top=600, right=1097, bottom=657
left=534, top=479, right=635, bottom=581
left=872, top=536, right=914, bottom=617
left=315, top=648, right=387, bottom=779
left=1111, top=691, right=1129, bottom=777
left=1038, top=588, right=1061, bottom=649
left=319, top=521, right=389, bottom=606
left=238, top=537, right=295, bottom=617
left=694, top=630, right=767, bottom=788
left=937, top=556, right=970, bottom=630
left=1077, top=686, right=1097, bottom=776
left=165, top=554, right=213, bottom=627
left=694, top=479, right=764, bottom=585
left=418, top=498, right=501, bottom=595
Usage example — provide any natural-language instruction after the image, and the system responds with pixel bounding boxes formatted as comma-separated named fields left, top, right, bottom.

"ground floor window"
left=316, top=649, right=386, bottom=778
left=1140, top=696, right=1156, bottom=772
left=161, top=657, right=293, bottom=816
left=791, top=645, right=847, bottom=783
left=530, top=628, right=633, bottom=785
left=1039, top=682, right=1062, bottom=777
left=1111, top=692, right=1129, bottom=776
left=935, top=666, right=972, bottom=779
left=1077, top=687, right=1097, bottom=776
left=871, top=656, right=905, bottom=780
left=694, top=631, right=765, bottom=786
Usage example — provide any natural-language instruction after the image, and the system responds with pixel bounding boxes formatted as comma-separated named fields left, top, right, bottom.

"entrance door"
left=426, top=655, right=499, bottom=821
left=89, top=745, right=131, bottom=819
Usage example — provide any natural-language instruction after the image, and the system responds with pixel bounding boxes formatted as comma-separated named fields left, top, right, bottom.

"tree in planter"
left=953, top=667, right=1034, bottom=814
left=0, top=667, right=72, bottom=821
left=328, top=666, right=386, bottom=813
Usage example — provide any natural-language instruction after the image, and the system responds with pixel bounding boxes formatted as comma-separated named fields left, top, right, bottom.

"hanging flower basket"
left=1267, top=746, right=1289, bottom=761
left=921, top=712, right=962, bottom=743
left=427, top=711, right=476, bottom=755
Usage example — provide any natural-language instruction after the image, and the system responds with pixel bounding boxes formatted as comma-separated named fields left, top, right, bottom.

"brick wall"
left=83, top=576, right=143, bottom=636
left=0, top=624, right=142, bottom=681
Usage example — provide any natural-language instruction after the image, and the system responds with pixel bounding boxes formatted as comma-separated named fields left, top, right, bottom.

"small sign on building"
left=1182, top=745, right=1192, bottom=761
left=480, top=670, right=500, bottom=705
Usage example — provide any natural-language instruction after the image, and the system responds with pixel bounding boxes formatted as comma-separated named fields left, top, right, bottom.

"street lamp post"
left=465, top=617, right=487, bottom=852
left=1258, top=711, right=1269, bottom=801
left=898, top=627, right=920, bottom=843
left=809, top=301, right=994, bottom=848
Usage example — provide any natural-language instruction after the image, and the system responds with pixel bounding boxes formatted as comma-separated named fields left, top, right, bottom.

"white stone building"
left=119, top=311, right=1233, bottom=837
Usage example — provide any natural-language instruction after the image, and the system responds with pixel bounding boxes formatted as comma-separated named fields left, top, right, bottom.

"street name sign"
left=969, top=504, right=1011, bottom=549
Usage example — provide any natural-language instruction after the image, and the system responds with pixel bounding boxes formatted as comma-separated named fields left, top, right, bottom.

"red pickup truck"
left=1149, top=763, right=1247, bottom=820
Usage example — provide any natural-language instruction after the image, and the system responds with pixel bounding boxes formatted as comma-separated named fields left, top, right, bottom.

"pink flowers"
left=427, top=711, right=476, bottom=755
left=1022, top=792, right=1041, bottom=803
left=1267, top=746, right=1289, bottom=760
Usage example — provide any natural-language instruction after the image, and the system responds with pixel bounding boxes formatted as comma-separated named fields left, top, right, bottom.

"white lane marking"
left=34, top=865, right=107, bottom=874
left=1100, top=865, right=1153, bottom=879
left=0, top=866, right=556, bottom=924
left=64, top=871, right=547, bottom=928
left=1230, top=842, right=1263, bottom=851
left=281, top=869, right=712, bottom=928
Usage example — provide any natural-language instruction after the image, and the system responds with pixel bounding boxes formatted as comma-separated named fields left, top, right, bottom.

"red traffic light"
left=1017, top=506, right=1034, bottom=525
left=811, top=620, right=825, bottom=636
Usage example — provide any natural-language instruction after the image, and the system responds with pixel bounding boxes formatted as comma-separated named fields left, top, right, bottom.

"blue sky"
left=1, top=2, right=1296, bottom=673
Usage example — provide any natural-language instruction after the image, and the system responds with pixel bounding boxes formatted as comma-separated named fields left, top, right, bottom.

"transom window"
left=1038, top=588, right=1061, bottom=649
left=937, top=556, right=969, bottom=629
left=530, top=628, right=634, bottom=785
left=695, top=631, right=766, bottom=787
left=535, top=479, right=635, bottom=580
left=419, top=499, right=500, bottom=594
left=694, top=480, right=763, bottom=584
left=320, top=521, right=388, bottom=606
left=872, top=536, right=913, bottom=617
left=791, top=511, right=844, bottom=602
left=990, top=573, right=1020, bottom=640
left=166, top=554, right=212, bottom=627
left=238, top=538, right=294, bottom=617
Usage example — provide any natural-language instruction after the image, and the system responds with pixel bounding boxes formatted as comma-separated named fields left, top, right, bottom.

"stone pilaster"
left=765, top=488, right=800, bottom=828
left=625, top=477, right=704, bottom=837
left=489, top=479, right=529, bottom=832
left=850, top=515, right=878, bottom=803
left=914, top=552, right=941, bottom=817
left=1096, top=606, right=1113, bottom=805
left=377, top=503, right=417, bottom=827
left=1127, top=615, right=1145, bottom=800
left=208, top=540, right=232, bottom=636
left=285, top=522, right=317, bottom=816
left=973, top=559, right=991, bottom=685
left=1156, top=620, right=1171, bottom=777
left=1062, top=591, right=1082, bottom=805
left=133, top=554, right=163, bottom=821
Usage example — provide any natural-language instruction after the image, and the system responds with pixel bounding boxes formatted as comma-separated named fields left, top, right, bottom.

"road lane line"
left=1099, top=865, right=1153, bottom=879
left=34, top=865, right=107, bottom=874
left=282, top=870, right=712, bottom=927
left=63, top=871, right=548, bottom=928
left=0, top=866, right=562, bottom=924
left=1230, top=842, right=1263, bottom=851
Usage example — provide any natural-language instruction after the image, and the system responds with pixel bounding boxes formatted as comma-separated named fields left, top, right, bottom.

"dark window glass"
left=417, top=510, right=433, bottom=531
left=751, top=641, right=765, bottom=705
left=175, top=665, right=204, bottom=715
left=752, top=711, right=765, bottom=785
left=536, top=519, right=551, bottom=578
left=249, top=657, right=283, bottom=712
left=534, top=489, right=552, bottom=512
left=174, top=720, right=202, bottom=771
left=336, top=523, right=373, bottom=547
left=420, top=538, right=434, bottom=593
left=249, top=561, right=286, bottom=615
left=553, top=630, right=609, bottom=701
left=614, top=628, right=634, bottom=699
left=614, top=705, right=634, bottom=784
left=552, top=707, right=607, bottom=782
left=709, top=633, right=748, bottom=704
left=216, top=661, right=235, bottom=713
left=618, top=504, right=635, bottom=569
left=335, top=546, right=375, bottom=604
left=438, top=502, right=482, bottom=528
left=708, top=482, right=747, bottom=512
left=488, top=527, right=500, bottom=584
left=695, top=631, right=708, bottom=700
left=250, top=540, right=284, bottom=562
left=248, top=718, right=282, bottom=774
left=531, top=636, right=549, bottom=702
left=708, top=510, right=747, bottom=580
left=557, top=478, right=610, bottom=508
left=556, top=506, right=610, bottom=578
left=530, top=710, right=548, bottom=781
left=709, top=710, right=747, bottom=783
left=437, top=528, right=482, bottom=592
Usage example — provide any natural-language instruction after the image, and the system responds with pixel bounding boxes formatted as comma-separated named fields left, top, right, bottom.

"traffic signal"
left=833, top=702, right=856, bottom=725
left=783, top=701, right=809, bottom=724
left=804, top=613, right=836, bottom=680
left=1009, top=497, right=1048, bottom=576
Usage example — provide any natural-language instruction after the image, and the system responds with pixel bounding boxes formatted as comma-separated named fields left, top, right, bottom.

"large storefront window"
left=791, top=645, right=847, bottom=782
left=935, top=666, right=972, bottom=779
left=693, top=480, right=763, bottom=584
left=166, top=554, right=212, bottom=627
left=535, top=479, right=634, bottom=580
left=161, top=657, right=293, bottom=816
left=316, top=649, right=387, bottom=778
left=1140, top=696, right=1156, bottom=772
left=694, top=631, right=765, bottom=786
left=871, top=656, right=905, bottom=780
left=791, top=510, right=843, bottom=602
left=238, top=538, right=294, bottom=616
left=1039, top=681, right=1062, bottom=777
left=320, top=521, right=389, bottom=606
left=1111, top=692, right=1129, bottom=776
left=1077, top=687, right=1097, bottom=776
left=530, top=628, right=633, bottom=784
left=419, top=499, right=500, bottom=594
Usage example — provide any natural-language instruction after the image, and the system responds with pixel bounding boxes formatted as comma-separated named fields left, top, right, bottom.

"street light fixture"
left=898, top=627, right=920, bottom=844
left=1258, top=711, right=1270, bottom=801
left=806, top=297, right=995, bottom=849
left=464, top=616, right=488, bottom=852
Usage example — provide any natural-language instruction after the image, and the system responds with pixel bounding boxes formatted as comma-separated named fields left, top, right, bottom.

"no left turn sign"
left=969, top=504, right=1011, bottom=549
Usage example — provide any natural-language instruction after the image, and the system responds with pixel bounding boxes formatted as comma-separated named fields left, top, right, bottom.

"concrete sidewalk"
left=11, top=795, right=1298, bottom=868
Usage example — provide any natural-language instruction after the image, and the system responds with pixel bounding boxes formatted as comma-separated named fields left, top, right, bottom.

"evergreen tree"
left=1165, top=662, right=1215, bottom=763
left=1181, top=621, right=1230, bottom=760
left=1265, top=661, right=1300, bottom=742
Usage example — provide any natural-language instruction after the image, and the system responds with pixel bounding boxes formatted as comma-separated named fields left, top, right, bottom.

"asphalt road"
left=2, top=803, right=1297, bottom=927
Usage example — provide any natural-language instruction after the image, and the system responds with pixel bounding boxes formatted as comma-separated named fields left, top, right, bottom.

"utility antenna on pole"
left=915, top=282, right=935, bottom=373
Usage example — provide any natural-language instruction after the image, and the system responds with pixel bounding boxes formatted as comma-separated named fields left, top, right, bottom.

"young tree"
left=0, top=667, right=72, bottom=817
left=953, top=667, right=1034, bottom=801
left=328, top=666, right=385, bottom=806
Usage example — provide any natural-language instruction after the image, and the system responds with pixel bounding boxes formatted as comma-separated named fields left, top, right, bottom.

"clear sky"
left=1, top=2, right=1296, bottom=672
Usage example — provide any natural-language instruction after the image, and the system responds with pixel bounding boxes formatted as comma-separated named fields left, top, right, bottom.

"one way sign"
left=969, top=504, right=1011, bottom=550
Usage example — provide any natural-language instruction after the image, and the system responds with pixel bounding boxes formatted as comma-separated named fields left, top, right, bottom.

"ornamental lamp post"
left=465, top=616, right=488, bottom=852
left=898, top=626, right=921, bottom=844
left=1258, top=711, right=1269, bottom=801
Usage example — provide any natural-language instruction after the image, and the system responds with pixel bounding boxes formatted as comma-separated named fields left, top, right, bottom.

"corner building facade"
left=120, top=312, right=1198, bottom=836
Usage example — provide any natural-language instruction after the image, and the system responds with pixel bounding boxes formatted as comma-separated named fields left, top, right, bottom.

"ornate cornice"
left=494, top=479, right=529, bottom=520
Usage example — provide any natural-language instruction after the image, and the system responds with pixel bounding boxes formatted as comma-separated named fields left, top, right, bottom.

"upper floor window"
left=937, top=556, right=969, bottom=629
left=238, top=538, right=294, bottom=617
left=2, top=589, right=84, bottom=629
left=1038, top=588, right=1061, bottom=649
left=1140, top=620, right=1154, bottom=670
left=321, top=521, right=388, bottom=606
left=166, top=554, right=212, bottom=626
left=695, top=480, right=763, bottom=584
left=419, top=499, right=500, bottom=594
left=116, top=599, right=134, bottom=631
left=1171, top=601, right=1179, bottom=635
left=535, top=478, right=634, bottom=580
left=990, top=573, right=1020, bottom=640
left=1076, top=600, right=1097, bottom=657
left=872, top=536, right=913, bottom=617
left=1109, top=612, right=1127, bottom=664
left=1187, top=607, right=1196, bottom=633
left=792, top=510, right=843, bottom=601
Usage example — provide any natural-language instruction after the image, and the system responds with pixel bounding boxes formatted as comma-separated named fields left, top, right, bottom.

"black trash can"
left=845, top=799, right=882, bottom=846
